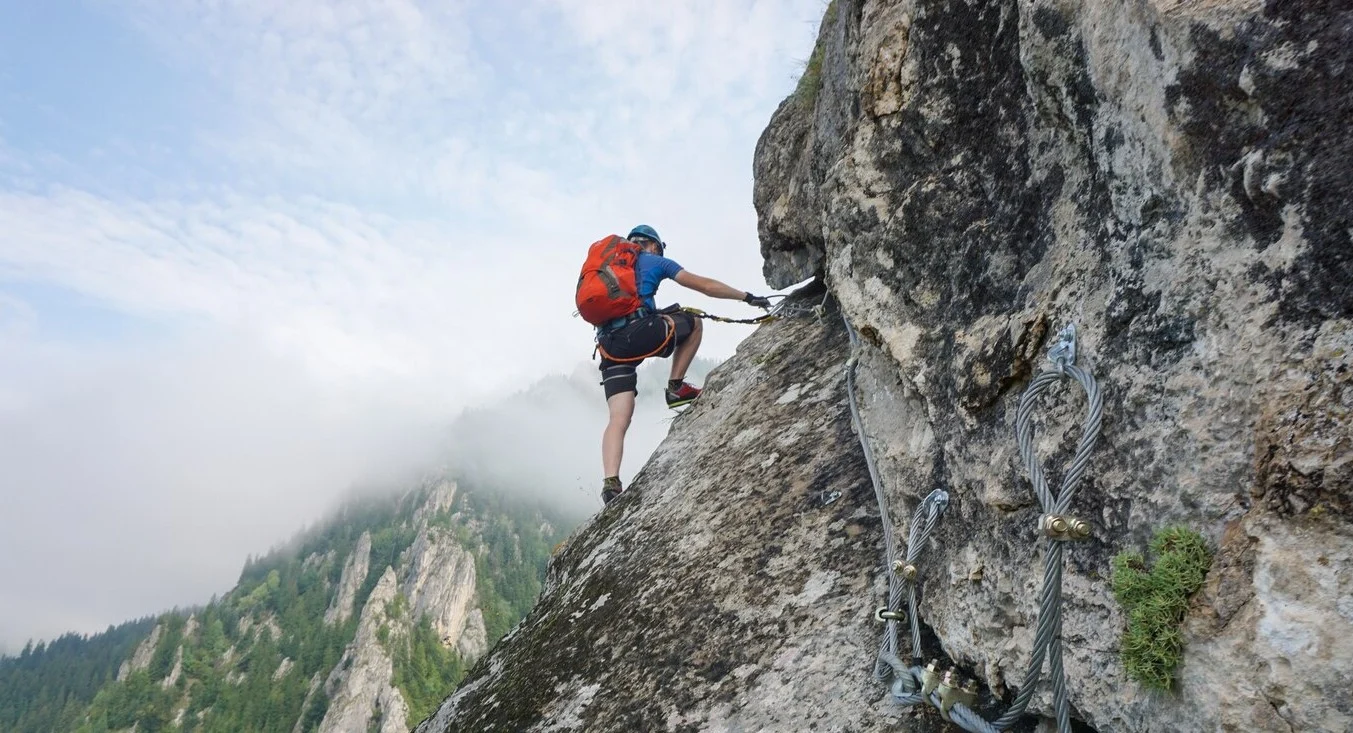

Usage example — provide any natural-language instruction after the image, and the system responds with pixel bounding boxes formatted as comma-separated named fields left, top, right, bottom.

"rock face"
left=273, top=657, right=294, bottom=681
left=318, top=567, right=410, bottom=733
left=291, top=673, right=325, bottom=733
left=400, top=478, right=486, bottom=661
left=401, top=528, right=478, bottom=651
left=317, top=483, right=488, bottom=733
left=454, top=609, right=487, bottom=663
left=417, top=300, right=953, bottom=732
left=418, top=2, right=1352, bottom=731
left=325, top=530, right=372, bottom=626
left=159, top=645, right=183, bottom=689
left=116, top=623, right=162, bottom=682
left=413, top=480, right=458, bottom=525
left=749, top=1, right=1351, bottom=731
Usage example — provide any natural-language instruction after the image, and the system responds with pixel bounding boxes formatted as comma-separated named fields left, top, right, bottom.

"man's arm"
left=673, top=270, right=749, bottom=300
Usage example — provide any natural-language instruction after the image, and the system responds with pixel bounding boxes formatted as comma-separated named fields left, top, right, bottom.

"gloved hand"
left=743, top=292, right=773, bottom=309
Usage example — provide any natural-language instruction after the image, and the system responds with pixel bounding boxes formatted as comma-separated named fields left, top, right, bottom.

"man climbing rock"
left=585, top=224, right=771, bottom=505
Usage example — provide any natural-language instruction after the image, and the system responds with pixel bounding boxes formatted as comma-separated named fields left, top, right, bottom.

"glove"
left=743, top=292, right=772, bottom=309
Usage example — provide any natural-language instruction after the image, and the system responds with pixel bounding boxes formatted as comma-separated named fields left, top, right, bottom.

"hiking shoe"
left=665, top=381, right=702, bottom=408
left=601, top=477, right=623, bottom=505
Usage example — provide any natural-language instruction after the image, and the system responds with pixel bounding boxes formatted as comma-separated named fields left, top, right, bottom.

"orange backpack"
left=575, top=235, right=644, bottom=325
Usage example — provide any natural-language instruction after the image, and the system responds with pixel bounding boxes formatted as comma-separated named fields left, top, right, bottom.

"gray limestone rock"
left=292, top=672, right=326, bottom=733
left=116, top=622, right=162, bottom=682
left=748, top=1, right=1353, bottom=731
left=159, top=645, right=183, bottom=689
left=413, top=480, right=458, bottom=526
left=325, top=530, right=373, bottom=627
left=417, top=1, right=1352, bottom=731
left=401, top=527, right=478, bottom=650
left=416, top=301, right=954, bottom=732
left=454, top=609, right=487, bottom=664
left=314, top=484, right=486, bottom=733
left=273, top=657, right=294, bottom=681
left=318, top=567, right=411, bottom=733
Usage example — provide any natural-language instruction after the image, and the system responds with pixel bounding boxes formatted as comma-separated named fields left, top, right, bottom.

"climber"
left=591, top=224, right=772, bottom=505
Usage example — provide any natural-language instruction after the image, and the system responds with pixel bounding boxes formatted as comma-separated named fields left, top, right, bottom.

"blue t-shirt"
left=635, top=252, right=684, bottom=311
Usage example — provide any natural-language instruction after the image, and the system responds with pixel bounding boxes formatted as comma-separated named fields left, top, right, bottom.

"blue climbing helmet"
left=627, top=224, right=665, bottom=253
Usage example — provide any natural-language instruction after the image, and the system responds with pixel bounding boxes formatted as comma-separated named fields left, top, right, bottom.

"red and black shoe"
left=665, top=381, right=702, bottom=409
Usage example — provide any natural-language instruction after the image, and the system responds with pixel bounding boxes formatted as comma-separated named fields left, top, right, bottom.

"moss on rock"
left=1111, top=527, right=1212, bottom=691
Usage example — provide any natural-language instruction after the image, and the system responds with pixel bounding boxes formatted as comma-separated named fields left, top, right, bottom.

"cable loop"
left=847, top=314, right=1104, bottom=733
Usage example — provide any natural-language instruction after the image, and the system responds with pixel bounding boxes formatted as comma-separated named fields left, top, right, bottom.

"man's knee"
left=606, top=403, right=634, bottom=429
left=673, top=312, right=699, bottom=344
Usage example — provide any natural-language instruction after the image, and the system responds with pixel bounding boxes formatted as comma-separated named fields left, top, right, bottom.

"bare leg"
left=602, top=391, right=636, bottom=478
left=669, top=317, right=703, bottom=383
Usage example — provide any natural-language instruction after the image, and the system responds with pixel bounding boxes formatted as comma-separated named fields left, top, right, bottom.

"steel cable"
left=847, top=317, right=1103, bottom=733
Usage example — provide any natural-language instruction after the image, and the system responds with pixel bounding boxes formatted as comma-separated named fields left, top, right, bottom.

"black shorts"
left=597, top=310, right=697, bottom=398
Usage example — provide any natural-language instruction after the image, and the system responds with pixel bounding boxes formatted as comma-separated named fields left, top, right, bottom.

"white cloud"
left=0, top=291, right=37, bottom=339
left=123, top=0, right=480, bottom=120
left=0, top=186, right=631, bottom=397
left=0, top=0, right=826, bottom=647
left=0, top=325, right=453, bottom=647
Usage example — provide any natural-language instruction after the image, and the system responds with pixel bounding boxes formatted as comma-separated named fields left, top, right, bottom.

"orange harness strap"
left=595, top=315, right=676, bottom=364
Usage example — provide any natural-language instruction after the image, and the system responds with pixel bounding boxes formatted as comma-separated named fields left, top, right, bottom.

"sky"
left=0, top=0, right=826, bottom=651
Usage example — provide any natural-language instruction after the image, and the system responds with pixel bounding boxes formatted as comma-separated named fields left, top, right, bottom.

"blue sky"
left=0, top=0, right=826, bottom=649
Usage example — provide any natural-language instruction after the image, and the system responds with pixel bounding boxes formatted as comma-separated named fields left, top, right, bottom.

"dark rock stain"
left=1167, top=5, right=1353, bottom=321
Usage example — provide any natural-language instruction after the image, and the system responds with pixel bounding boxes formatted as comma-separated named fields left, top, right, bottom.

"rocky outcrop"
left=318, top=567, right=410, bottom=733
left=317, top=484, right=495, bottom=732
left=417, top=2, right=1352, bottom=731
left=413, top=480, right=458, bottom=526
left=454, top=609, right=488, bottom=664
left=291, top=672, right=326, bottom=733
left=116, top=623, right=162, bottom=682
left=749, top=1, right=1352, bottom=731
left=258, top=615, right=283, bottom=642
left=416, top=299, right=946, bottom=732
left=325, top=531, right=372, bottom=626
left=402, top=528, right=478, bottom=650
left=302, top=549, right=335, bottom=580
left=273, top=657, right=294, bottom=680
left=159, top=645, right=183, bottom=689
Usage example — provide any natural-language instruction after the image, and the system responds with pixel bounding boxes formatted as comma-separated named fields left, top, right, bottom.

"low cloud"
left=0, top=326, right=453, bottom=648
left=0, top=0, right=826, bottom=650
left=0, top=321, right=713, bottom=648
left=446, top=358, right=719, bottom=518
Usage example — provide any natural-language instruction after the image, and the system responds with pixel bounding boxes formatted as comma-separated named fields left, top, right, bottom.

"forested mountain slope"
left=0, top=480, right=568, bottom=733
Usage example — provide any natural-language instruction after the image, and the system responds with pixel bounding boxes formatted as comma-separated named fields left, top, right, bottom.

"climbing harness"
left=594, top=314, right=677, bottom=363
left=679, top=307, right=776, bottom=325
left=598, top=294, right=810, bottom=361
left=679, top=291, right=831, bottom=325
left=845, top=318, right=1104, bottom=733
left=657, top=292, right=828, bottom=424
